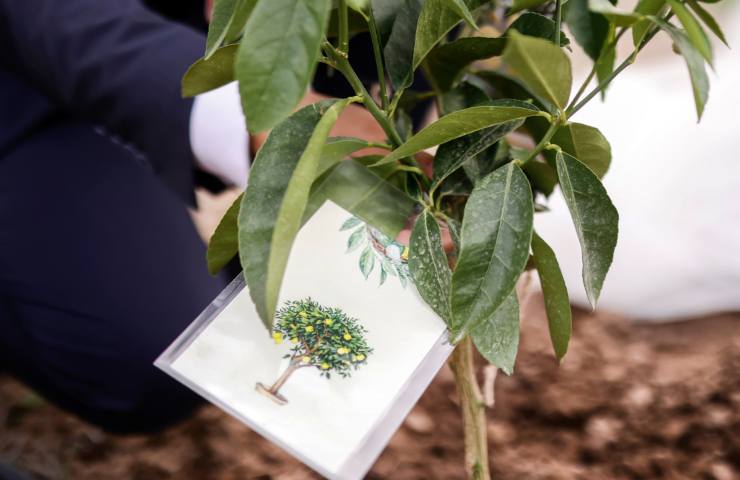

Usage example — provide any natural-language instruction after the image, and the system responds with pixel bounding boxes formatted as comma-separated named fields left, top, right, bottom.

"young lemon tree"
left=255, top=298, right=372, bottom=405
left=189, top=0, right=726, bottom=476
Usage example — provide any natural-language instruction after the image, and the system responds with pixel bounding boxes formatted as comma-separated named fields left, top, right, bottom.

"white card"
left=156, top=201, right=453, bottom=479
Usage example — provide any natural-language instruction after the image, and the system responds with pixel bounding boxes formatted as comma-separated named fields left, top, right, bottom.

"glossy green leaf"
left=224, top=0, right=258, bottom=41
left=522, top=160, right=558, bottom=196
left=667, top=0, right=713, bottom=65
left=632, top=0, right=666, bottom=47
left=531, top=231, right=571, bottom=360
left=511, top=0, right=551, bottom=14
left=439, top=82, right=490, bottom=115
left=502, top=31, right=572, bottom=111
left=413, top=0, right=487, bottom=70
left=565, top=0, right=610, bottom=61
left=182, top=44, right=237, bottom=97
left=206, top=0, right=236, bottom=58
left=444, top=0, right=478, bottom=29
left=555, top=150, right=618, bottom=308
left=239, top=99, right=349, bottom=328
left=686, top=0, right=728, bottom=46
left=206, top=193, right=243, bottom=275
left=304, top=159, right=418, bottom=238
left=376, top=101, right=544, bottom=165
left=450, top=163, right=534, bottom=339
left=383, top=0, right=425, bottom=90
left=550, top=122, right=612, bottom=177
left=471, top=290, right=519, bottom=374
left=651, top=17, right=709, bottom=120
left=588, top=0, right=642, bottom=26
left=236, top=0, right=332, bottom=133
left=509, top=12, right=571, bottom=46
left=409, top=211, right=453, bottom=322
left=317, top=137, right=372, bottom=177
left=432, top=117, right=525, bottom=191
left=426, top=37, right=507, bottom=91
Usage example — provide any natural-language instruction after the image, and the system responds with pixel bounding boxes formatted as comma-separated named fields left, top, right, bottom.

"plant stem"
left=324, top=42, right=404, bottom=147
left=566, top=13, right=673, bottom=116
left=567, top=53, right=636, bottom=116
left=518, top=120, right=561, bottom=166
left=337, top=0, right=350, bottom=55
left=554, top=0, right=563, bottom=47
left=269, top=361, right=299, bottom=394
left=449, top=337, right=490, bottom=480
left=367, top=9, right=390, bottom=111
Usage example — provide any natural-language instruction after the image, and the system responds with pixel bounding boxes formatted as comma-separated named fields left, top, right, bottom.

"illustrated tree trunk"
left=449, top=336, right=491, bottom=480
left=256, top=360, right=300, bottom=405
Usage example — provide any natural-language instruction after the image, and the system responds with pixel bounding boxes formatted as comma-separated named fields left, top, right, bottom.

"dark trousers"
left=0, top=120, right=227, bottom=433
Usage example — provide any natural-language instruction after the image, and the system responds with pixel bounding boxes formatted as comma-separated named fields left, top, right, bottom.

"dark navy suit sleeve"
left=0, top=0, right=206, bottom=202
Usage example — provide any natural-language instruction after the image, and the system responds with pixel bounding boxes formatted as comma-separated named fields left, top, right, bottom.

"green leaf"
left=651, top=17, right=709, bottom=120
left=359, top=246, right=376, bottom=279
left=470, top=290, right=520, bottom=375
left=667, top=0, right=713, bottom=65
left=510, top=0, right=551, bottom=14
left=502, top=31, right=572, bottom=111
left=686, top=0, right=728, bottom=46
left=182, top=44, right=237, bottom=98
left=377, top=100, right=544, bottom=165
left=224, top=0, right=258, bottom=42
left=317, top=137, right=372, bottom=177
left=509, top=12, right=571, bottom=46
left=426, top=38, right=507, bottom=92
left=588, top=0, right=642, bottom=26
left=522, top=160, right=558, bottom=196
left=340, top=216, right=363, bottom=231
left=443, top=0, right=478, bottom=29
left=439, top=82, right=490, bottom=115
left=565, top=0, right=610, bottom=60
left=347, top=0, right=371, bottom=14
left=304, top=159, right=418, bottom=239
left=206, top=0, right=236, bottom=58
left=413, top=0, right=487, bottom=72
left=239, top=99, right=350, bottom=328
left=383, top=0, right=425, bottom=90
left=595, top=23, right=617, bottom=99
left=555, top=150, right=618, bottom=308
left=206, top=193, right=243, bottom=275
left=450, top=163, right=534, bottom=339
left=236, top=0, right=332, bottom=133
left=550, top=122, right=612, bottom=178
left=409, top=210, right=453, bottom=322
left=531, top=231, right=572, bottom=360
left=432, top=116, right=525, bottom=191
left=346, top=226, right=366, bottom=252
left=632, top=0, right=666, bottom=47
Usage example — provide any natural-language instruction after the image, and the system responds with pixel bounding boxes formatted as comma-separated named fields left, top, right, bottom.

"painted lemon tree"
left=190, top=0, right=726, bottom=476
left=255, top=298, right=372, bottom=405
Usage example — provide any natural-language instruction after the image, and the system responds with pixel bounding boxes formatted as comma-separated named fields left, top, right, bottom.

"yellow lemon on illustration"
left=320, top=362, right=330, bottom=370
left=301, top=356, right=311, bottom=363
left=305, top=325, right=314, bottom=333
left=324, top=318, right=333, bottom=326
left=272, top=332, right=283, bottom=344
left=290, top=337, right=298, bottom=343
left=299, top=311, right=308, bottom=318
left=343, top=333, right=352, bottom=340
left=356, top=354, right=365, bottom=361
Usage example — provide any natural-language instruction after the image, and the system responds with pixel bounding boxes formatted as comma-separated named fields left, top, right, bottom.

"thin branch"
left=367, top=8, right=390, bottom=110
left=337, top=0, right=349, bottom=55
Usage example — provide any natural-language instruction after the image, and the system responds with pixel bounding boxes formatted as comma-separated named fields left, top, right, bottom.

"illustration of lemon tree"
left=255, top=298, right=372, bottom=405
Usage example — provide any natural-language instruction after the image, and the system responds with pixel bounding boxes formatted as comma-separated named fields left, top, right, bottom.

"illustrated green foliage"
left=272, top=298, right=372, bottom=378
left=198, top=0, right=727, bottom=378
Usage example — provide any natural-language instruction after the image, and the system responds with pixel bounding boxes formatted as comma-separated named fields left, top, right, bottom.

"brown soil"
left=1, top=298, right=738, bottom=480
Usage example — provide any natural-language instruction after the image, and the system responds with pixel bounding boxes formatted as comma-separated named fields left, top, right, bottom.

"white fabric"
left=536, top=5, right=740, bottom=321
left=189, top=81, right=250, bottom=188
